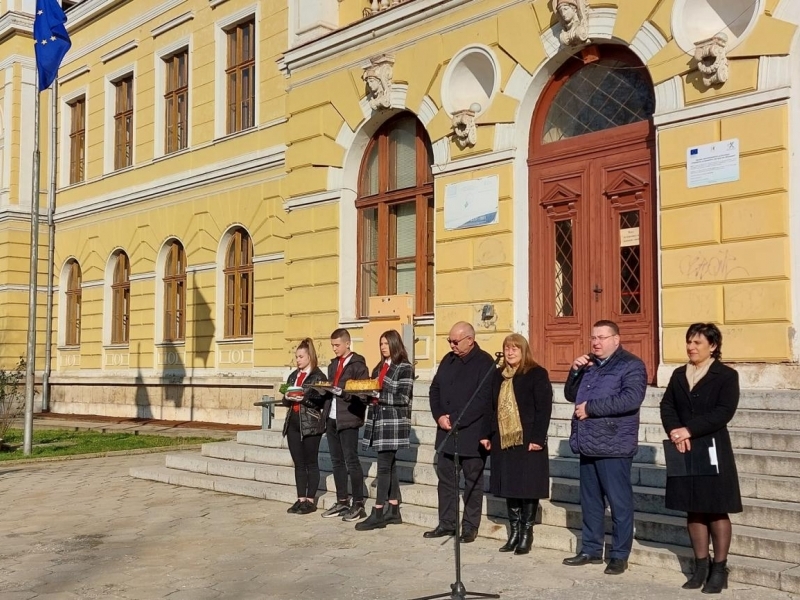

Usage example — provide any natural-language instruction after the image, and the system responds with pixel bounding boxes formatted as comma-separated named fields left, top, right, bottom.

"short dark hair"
left=685, top=323, right=722, bottom=359
left=593, top=320, right=619, bottom=335
left=330, top=328, right=351, bottom=343
left=380, top=330, right=410, bottom=365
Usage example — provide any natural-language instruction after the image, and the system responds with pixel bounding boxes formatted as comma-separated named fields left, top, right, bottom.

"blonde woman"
left=489, top=333, right=553, bottom=555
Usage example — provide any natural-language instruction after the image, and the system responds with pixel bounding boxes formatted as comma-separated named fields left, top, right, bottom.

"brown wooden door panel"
left=531, top=149, right=658, bottom=383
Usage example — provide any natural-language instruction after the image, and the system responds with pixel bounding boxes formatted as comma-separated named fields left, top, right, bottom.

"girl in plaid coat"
left=355, top=329, right=413, bottom=531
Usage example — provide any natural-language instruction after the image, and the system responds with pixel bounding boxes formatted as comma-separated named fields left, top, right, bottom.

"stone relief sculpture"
left=694, top=33, right=729, bottom=86
left=451, top=108, right=478, bottom=149
left=362, top=54, right=395, bottom=110
left=556, top=0, right=590, bottom=47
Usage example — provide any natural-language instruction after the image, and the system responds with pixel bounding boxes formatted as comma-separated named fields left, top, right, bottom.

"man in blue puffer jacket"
left=562, top=320, right=647, bottom=576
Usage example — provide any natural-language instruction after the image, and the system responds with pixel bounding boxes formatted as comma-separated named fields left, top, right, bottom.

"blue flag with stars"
left=33, top=0, right=71, bottom=91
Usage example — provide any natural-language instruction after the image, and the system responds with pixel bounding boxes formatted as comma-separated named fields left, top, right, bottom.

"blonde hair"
left=502, top=333, right=538, bottom=374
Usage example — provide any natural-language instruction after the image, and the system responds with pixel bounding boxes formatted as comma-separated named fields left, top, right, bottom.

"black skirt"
left=664, top=429, right=743, bottom=514
left=489, top=438, right=550, bottom=500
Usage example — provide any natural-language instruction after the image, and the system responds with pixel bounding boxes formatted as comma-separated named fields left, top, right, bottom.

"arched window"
left=111, top=252, right=130, bottom=344
left=540, top=57, right=655, bottom=144
left=65, top=261, right=82, bottom=347
left=357, top=113, right=434, bottom=317
left=224, top=229, right=253, bottom=338
left=163, top=241, right=186, bottom=342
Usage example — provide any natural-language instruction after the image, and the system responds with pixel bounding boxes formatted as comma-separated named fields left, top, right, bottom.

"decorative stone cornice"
left=0, top=11, right=34, bottom=42
left=363, top=0, right=413, bottom=18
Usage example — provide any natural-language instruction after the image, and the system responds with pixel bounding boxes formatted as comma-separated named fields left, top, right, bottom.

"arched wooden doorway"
left=529, top=46, right=658, bottom=382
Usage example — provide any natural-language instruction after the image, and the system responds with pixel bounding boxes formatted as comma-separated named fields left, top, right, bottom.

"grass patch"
left=0, top=428, right=218, bottom=461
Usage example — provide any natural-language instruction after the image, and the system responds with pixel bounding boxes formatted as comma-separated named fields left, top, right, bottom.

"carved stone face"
left=558, top=3, right=577, bottom=23
left=365, top=75, right=382, bottom=94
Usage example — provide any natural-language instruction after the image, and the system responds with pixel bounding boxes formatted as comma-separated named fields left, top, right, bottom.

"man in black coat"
left=423, top=321, right=497, bottom=543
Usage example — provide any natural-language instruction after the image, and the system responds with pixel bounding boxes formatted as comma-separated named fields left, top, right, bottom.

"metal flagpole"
left=42, top=81, right=58, bottom=413
left=23, top=73, right=43, bottom=455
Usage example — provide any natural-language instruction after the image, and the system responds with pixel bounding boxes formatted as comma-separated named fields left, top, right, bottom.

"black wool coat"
left=488, top=365, right=553, bottom=499
left=429, top=343, right=496, bottom=458
left=660, top=360, right=743, bottom=514
left=281, top=367, right=327, bottom=439
left=323, top=353, right=370, bottom=430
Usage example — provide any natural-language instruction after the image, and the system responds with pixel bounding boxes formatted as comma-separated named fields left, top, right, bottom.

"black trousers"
left=436, top=452, right=485, bottom=531
left=286, top=411, right=322, bottom=499
left=326, top=418, right=364, bottom=503
left=376, top=450, right=400, bottom=505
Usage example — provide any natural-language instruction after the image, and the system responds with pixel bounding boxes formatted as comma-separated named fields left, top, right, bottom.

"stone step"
left=549, top=477, right=800, bottom=535
left=549, top=455, right=800, bottom=503
left=130, top=464, right=800, bottom=593
left=546, top=436, right=800, bottom=477
left=206, top=440, right=800, bottom=503
left=173, top=451, right=800, bottom=536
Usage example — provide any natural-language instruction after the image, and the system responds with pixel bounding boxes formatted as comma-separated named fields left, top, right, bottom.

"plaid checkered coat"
left=361, top=361, right=413, bottom=452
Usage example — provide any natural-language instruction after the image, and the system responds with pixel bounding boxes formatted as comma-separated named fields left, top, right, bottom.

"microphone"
left=494, top=352, right=503, bottom=358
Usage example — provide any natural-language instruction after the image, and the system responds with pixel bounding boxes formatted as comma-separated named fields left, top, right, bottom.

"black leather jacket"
left=282, top=367, right=327, bottom=438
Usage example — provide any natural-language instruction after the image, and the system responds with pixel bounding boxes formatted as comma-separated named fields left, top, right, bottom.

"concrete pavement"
left=0, top=453, right=797, bottom=600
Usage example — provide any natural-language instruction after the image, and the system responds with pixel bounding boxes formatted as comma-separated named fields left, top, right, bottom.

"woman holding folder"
left=282, top=338, right=327, bottom=515
left=660, top=323, right=742, bottom=594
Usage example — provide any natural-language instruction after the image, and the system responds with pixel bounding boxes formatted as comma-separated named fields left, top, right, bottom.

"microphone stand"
left=411, top=352, right=503, bottom=600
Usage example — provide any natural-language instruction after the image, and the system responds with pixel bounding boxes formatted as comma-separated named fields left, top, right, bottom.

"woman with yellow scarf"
left=488, top=333, right=553, bottom=555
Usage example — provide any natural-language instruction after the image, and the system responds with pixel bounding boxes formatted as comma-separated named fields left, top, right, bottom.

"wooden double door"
left=530, top=142, right=658, bottom=383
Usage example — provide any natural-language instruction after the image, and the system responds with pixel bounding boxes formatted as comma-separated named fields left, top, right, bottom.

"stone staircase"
left=130, top=383, right=800, bottom=594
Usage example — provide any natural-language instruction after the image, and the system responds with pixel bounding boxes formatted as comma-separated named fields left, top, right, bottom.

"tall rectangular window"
left=114, top=75, right=134, bottom=170
left=111, top=253, right=131, bottom=344
left=224, top=230, right=254, bottom=338
left=225, top=19, right=255, bottom=134
left=164, top=241, right=187, bottom=342
left=68, top=97, right=85, bottom=184
left=164, top=50, right=189, bottom=154
left=66, top=261, right=82, bottom=347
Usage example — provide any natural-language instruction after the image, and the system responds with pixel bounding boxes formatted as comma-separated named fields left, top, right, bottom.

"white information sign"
left=687, top=138, right=740, bottom=188
left=620, top=227, right=640, bottom=247
left=444, top=175, right=500, bottom=231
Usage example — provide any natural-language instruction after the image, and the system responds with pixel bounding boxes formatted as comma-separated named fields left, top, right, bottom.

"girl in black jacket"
left=283, top=338, right=327, bottom=514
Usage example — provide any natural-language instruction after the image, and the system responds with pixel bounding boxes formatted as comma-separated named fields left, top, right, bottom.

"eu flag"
left=33, top=0, right=71, bottom=91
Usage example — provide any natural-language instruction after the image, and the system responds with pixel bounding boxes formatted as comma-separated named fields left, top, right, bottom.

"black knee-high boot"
left=499, top=498, right=522, bottom=552
left=514, top=499, right=538, bottom=555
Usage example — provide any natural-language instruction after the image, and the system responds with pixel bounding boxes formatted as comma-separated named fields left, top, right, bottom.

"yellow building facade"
left=0, top=0, right=799, bottom=423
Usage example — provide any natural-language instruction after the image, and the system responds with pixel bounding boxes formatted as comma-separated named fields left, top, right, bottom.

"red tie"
left=292, top=371, right=307, bottom=413
left=333, top=356, right=347, bottom=387
left=377, top=362, right=390, bottom=387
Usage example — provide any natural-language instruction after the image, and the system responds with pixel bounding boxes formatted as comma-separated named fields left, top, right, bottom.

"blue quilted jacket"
left=564, top=347, right=647, bottom=458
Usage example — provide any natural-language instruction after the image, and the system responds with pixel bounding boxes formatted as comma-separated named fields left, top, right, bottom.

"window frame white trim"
left=60, top=86, right=88, bottom=188
left=153, top=36, right=192, bottom=159
left=104, top=64, right=137, bottom=175
left=214, top=4, right=259, bottom=140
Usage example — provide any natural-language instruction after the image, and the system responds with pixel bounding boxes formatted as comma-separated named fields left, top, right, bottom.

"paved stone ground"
left=1, top=453, right=797, bottom=600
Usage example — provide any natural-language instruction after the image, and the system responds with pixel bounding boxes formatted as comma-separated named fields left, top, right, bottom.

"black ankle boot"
left=702, top=560, right=728, bottom=594
left=384, top=503, right=402, bottom=525
left=683, top=556, right=710, bottom=589
left=499, top=499, right=522, bottom=552
left=355, top=506, right=386, bottom=531
left=514, top=500, right=537, bottom=555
